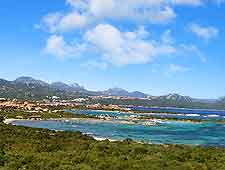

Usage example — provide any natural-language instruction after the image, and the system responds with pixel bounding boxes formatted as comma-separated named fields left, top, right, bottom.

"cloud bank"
left=189, top=23, right=219, bottom=40
left=39, top=0, right=222, bottom=67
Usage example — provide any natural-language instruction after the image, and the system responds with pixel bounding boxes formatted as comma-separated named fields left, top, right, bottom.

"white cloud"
left=43, top=13, right=62, bottom=33
left=171, top=0, right=202, bottom=6
left=189, top=23, right=219, bottom=40
left=44, top=24, right=176, bottom=66
left=76, top=0, right=209, bottom=21
left=77, top=0, right=176, bottom=23
left=42, top=0, right=178, bottom=33
left=42, top=0, right=222, bottom=34
left=147, top=6, right=176, bottom=23
left=45, top=35, right=66, bottom=57
left=43, top=24, right=206, bottom=67
left=39, top=0, right=210, bottom=68
left=45, top=35, right=85, bottom=58
left=43, top=12, right=88, bottom=33
left=84, top=24, right=176, bottom=66
left=85, top=24, right=154, bottom=66
left=58, top=12, right=88, bottom=32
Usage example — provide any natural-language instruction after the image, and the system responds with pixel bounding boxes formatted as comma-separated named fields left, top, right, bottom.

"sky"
left=0, top=0, right=225, bottom=99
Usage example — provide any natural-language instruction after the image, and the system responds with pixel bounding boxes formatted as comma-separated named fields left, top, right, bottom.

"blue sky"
left=0, top=0, right=225, bottom=99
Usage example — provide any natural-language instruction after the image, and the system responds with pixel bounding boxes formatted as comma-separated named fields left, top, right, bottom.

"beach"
left=3, top=119, right=18, bottom=125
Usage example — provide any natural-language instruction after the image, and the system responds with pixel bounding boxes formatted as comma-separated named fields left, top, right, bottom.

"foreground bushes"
left=0, top=123, right=225, bottom=170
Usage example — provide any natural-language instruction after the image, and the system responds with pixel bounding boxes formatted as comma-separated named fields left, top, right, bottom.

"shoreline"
left=2, top=118, right=123, bottom=142
left=2, top=119, right=145, bottom=143
left=2, top=118, right=223, bottom=147
left=3, top=118, right=18, bottom=125
left=5, top=117, right=142, bottom=125
left=2, top=115, right=212, bottom=128
left=92, top=136, right=118, bottom=142
left=69, top=108, right=225, bottom=119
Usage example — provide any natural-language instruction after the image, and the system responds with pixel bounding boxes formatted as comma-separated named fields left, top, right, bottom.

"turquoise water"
left=129, top=106, right=225, bottom=116
left=67, top=109, right=225, bottom=121
left=12, top=109, right=225, bottom=147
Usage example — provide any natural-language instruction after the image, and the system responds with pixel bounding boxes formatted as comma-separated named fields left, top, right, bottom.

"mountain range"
left=0, top=77, right=149, bottom=99
left=0, top=76, right=224, bottom=109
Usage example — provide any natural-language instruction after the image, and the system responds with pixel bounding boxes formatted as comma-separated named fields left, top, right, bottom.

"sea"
left=12, top=108, right=225, bottom=147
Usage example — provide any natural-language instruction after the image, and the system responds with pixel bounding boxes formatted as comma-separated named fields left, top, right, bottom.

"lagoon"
left=12, top=109, right=225, bottom=147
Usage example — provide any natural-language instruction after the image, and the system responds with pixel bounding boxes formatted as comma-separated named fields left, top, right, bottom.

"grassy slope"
left=0, top=123, right=225, bottom=170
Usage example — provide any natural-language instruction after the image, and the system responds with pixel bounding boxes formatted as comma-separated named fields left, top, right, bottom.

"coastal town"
left=0, top=97, right=134, bottom=122
left=0, top=97, right=131, bottom=112
left=0, top=97, right=161, bottom=127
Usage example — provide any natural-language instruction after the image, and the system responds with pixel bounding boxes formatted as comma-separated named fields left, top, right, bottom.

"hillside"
left=0, top=77, right=85, bottom=100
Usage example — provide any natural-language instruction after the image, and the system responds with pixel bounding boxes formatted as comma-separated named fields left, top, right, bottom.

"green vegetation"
left=0, top=116, right=4, bottom=123
left=0, top=109, right=97, bottom=120
left=0, top=123, right=225, bottom=170
left=0, top=109, right=77, bottom=119
left=138, top=115, right=202, bottom=123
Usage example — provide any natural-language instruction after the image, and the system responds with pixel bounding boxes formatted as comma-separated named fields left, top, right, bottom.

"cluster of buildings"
left=86, top=103, right=130, bottom=111
left=0, top=100, right=49, bottom=112
left=0, top=98, right=130, bottom=112
left=90, top=96, right=141, bottom=100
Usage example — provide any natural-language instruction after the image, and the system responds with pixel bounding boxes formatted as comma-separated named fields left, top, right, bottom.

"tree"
left=0, top=115, right=4, bottom=123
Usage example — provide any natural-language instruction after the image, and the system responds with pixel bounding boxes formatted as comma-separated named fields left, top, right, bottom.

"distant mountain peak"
left=50, top=82, right=70, bottom=91
left=50, top=82, right=85, bottom=92
left=158, top=93, right=193, bottom=102
left=15, top=76, right=36, bottom=82
left=14, top=76, right=48, bottom=86
left=71, top=83, right=84, bottom=89
left=103, top=88, right=147, bottom=98
left=130, top=91, right=147, bottom=98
